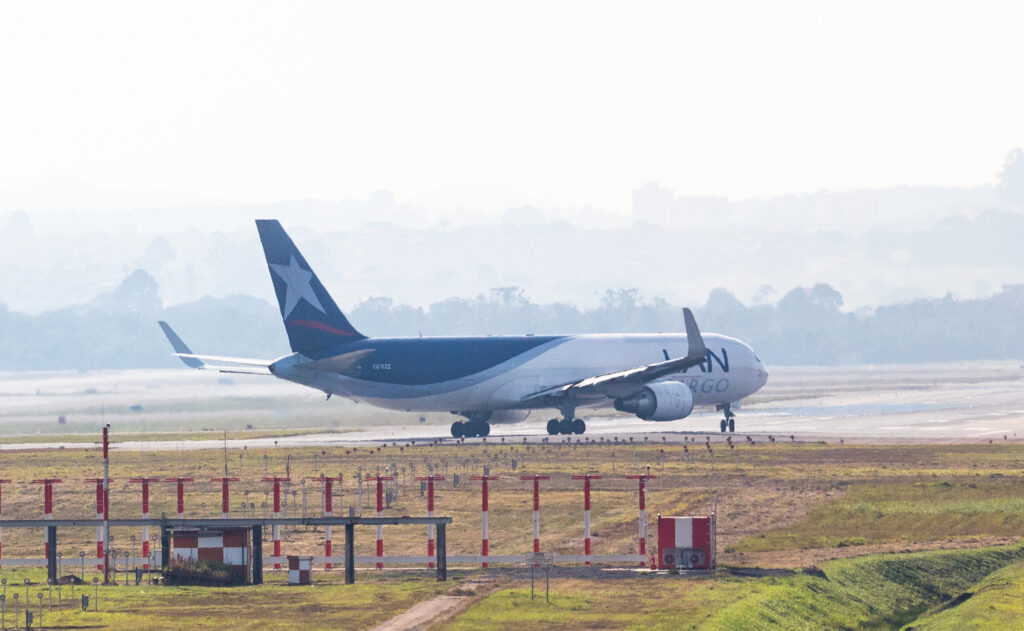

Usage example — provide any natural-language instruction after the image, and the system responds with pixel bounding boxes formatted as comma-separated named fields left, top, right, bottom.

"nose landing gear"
left=718, top=403, right=736, bottom=433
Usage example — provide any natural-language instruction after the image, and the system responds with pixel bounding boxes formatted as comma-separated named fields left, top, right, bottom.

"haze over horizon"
left=1, top=1, right=1023, bottom=324
left=3, top=1, right=1024, bottom=212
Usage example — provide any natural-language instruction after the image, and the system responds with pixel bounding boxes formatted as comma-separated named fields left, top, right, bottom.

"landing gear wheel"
left=560, top=418, right=575, bottom=435
left=720, top=419, right=727, bottom=433
left=479, top=422, right=491, bottom=437
left=451, top=421, right=464, bottom=438
left=728, top=418, right=735, bottom=433
left=547, top=419, right=559, bottom=435
left=572, top=418, right=585, bottom=435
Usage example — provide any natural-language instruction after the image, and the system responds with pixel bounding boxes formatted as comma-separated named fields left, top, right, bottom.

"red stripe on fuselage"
left=288, top=319, right=357, bottom=336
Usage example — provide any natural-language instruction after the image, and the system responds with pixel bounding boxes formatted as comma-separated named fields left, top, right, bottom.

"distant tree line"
left=0, top=270, right=1022, bottom=370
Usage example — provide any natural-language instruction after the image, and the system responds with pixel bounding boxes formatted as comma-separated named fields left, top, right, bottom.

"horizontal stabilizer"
left=160, top=321, right=272, bottom=374
left=172, top=353, right=272, bottom=367
left=195, top=365, right=272, bottom=375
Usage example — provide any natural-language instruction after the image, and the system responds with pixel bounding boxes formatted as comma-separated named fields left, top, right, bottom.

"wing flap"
left=522, top=308, right=707, bottom=402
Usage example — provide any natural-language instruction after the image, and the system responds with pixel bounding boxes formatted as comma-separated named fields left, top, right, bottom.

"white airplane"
left=161, top=220, right=769, bottom=437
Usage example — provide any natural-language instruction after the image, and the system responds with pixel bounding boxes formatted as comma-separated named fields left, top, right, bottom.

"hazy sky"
left=2, top=1, right=1023, bottom=213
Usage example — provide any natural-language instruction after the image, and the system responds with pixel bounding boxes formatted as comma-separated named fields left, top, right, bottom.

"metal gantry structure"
left=0, top=516, right=453, bottom=584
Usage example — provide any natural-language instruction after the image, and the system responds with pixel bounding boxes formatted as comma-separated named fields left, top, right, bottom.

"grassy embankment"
left=908, top=557, right=1024, bottom=629
left=440, top=544, right=1024, bottom=630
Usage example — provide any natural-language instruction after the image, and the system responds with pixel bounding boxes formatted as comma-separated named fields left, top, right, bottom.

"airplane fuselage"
left=270, top=332, right=768, bottom=419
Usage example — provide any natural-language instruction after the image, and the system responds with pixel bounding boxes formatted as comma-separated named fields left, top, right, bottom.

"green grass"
left=440, top=545, right=1024, bottom=630
left=905, top=558, right=1024, bottom=630
left=437, top=575, right=753, bottom=631
left=0, top=568, right=445, bottom=630
left=701, top=545, right=1024, bottom=630
left=730, top=481, right=1024, bottom=552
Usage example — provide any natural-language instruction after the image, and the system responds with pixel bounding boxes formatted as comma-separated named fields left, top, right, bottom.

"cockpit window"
left=754, top=354, right=761, bottom=362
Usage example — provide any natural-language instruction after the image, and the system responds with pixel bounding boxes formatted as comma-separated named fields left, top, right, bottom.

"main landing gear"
left=546, top=407, right=585, bottom=436
left=451, top=412, right=491, bottom=438
left=718, top=403, right=736, bottom=433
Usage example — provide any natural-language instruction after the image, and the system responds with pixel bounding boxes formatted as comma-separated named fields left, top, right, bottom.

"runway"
left=1, top=361, right=1022, bottom=450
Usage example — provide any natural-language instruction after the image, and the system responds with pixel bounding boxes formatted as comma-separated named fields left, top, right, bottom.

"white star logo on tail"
left=270, top=256, right=325, bottom=317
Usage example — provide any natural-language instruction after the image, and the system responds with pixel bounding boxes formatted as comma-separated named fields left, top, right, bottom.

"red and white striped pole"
left=628, top=474, right=656, bottom=565
left=31, top=479, right=63, bottom=558
left=85, top=478, right=108, bottom=570
left=416, top=476, right=445, bottom=568
left=129, top=478, right=159, bottom=570
left=164, top=477, right=195, bottom=520
left=572, top=474, right=602, bottom=565
left=102, top=424, right=110, bottom=583
left=313, top=475, right=340, bottom=569
left=0, top=479, right=10, bottom=568
left=471, top=475, right=498, bottom=567
left=521, top=475, right=550, bottom=561
left=367, top=476, right=393, bottom=569
left=262, top=477, right=289, bottom=569
left=211, top=477, right=239, bottom=519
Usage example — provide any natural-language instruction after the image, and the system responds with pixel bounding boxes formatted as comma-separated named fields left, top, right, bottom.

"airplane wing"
left=303, top=349, right=375, bottom=374
left=158, top=321, right=273, bottom=375
left=522, top=308, right=707, bottom=402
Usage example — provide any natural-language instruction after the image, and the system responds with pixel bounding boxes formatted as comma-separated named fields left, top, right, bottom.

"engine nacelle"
left=614, top=381, right=694, bottom=421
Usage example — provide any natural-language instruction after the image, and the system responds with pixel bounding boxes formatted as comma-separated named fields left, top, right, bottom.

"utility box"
left=657, top=515, right=716, bottom=570
left=288, top=555, right=313, bottom=585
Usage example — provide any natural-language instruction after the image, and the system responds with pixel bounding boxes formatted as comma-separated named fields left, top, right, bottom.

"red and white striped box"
left=172, top=528, right=250, bottom=580
left=287, top=555, right=312, bottom=585
left=657, top=515, right=716, bottom=570
left=172, top=533, right=199, bottom=562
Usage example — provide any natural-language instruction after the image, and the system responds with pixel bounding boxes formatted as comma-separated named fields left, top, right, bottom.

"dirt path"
left=369, top=577, right=502, bottom=631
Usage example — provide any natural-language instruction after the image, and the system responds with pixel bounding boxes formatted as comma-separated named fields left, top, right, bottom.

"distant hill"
left=0, top=270, right=1021, bottom=370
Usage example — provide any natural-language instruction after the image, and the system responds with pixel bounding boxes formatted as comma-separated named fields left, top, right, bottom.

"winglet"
left=683, top=308, right=706, bottom=362
left=158, top=321, right=205, bottom=369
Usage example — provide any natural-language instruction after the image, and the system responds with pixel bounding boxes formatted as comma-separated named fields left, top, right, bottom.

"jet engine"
left=614, top=381, right=694, bottom=421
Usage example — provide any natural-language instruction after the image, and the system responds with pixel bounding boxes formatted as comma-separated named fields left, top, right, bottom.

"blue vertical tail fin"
left=256, top=219, right=366, bottom=355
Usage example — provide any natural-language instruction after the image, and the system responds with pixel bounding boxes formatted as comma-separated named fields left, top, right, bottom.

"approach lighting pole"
left=312, top=475, right=341, bottom=569
left=129, top=478, right=159, bottom=570
left=84, top=479, right=111, bottom=570
left=627, top=473, right=657, bottom=565
left=30, top=479, right=63, bottom=559
left=211, top=478, right=240, bottom=519
left=262, top=477, right=290, bottom=569
left=572, top=474, right=602, bottom=565
left=102, top=424, right=111, bottom=583
left=520, top=475, right=551, bottom=561
left=0, top=479, right=10, bottom=568
left=164, top=477, right=195, bottom=520
left=367, top=476, right=394, bottom=569
left=470, top=475, right=499, bottom=567
left=415, top=476, right=445, bottom=568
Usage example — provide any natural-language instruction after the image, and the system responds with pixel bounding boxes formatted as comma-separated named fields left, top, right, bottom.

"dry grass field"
left=2, top=361, right=1023, bottom=627
left=1, top=433, right=1024, bottom=628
